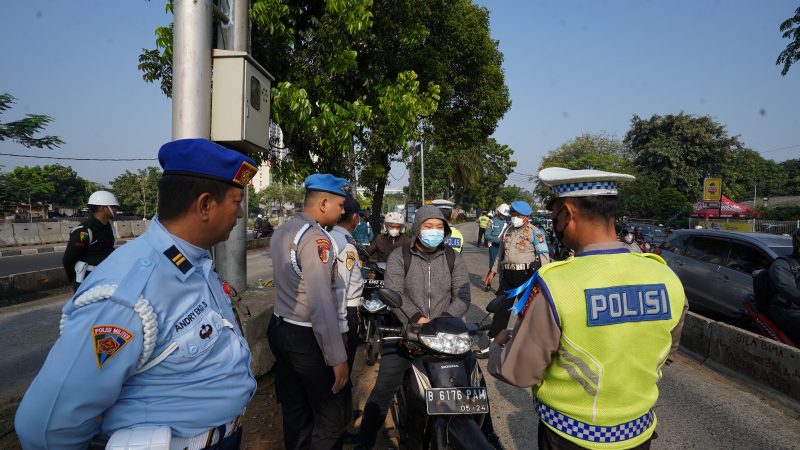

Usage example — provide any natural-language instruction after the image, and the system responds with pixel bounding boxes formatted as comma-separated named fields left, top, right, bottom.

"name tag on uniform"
left=585, top=284, right=671, bottom=327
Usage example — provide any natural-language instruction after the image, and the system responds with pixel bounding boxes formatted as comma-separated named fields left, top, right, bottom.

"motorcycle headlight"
left=362, top=297, right=387, bottom=313
left=419, top=332, right=473, bottom=355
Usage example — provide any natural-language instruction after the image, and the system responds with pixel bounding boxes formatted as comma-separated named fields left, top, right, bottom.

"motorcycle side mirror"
left=485, top=294, right=506, bottom=314
left=378, top=289, right=403, bottom=309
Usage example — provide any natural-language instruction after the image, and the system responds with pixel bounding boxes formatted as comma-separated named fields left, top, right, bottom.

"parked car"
left=629, top=222, right=667, bottom=246
left=658, top=230, right=793, bottom=321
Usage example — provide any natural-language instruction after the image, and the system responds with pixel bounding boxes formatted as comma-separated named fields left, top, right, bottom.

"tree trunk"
left=369, top=152, right=391, bottom=236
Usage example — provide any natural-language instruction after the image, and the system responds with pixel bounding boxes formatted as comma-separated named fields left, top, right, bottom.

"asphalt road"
left=0, top=249, right=272, bottom=407
left=0, top=251, right=64, bottom=276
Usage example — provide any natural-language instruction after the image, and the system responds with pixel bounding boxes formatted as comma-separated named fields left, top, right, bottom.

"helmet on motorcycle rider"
left=257, top=214, right=263, bottom=219
left=384, top=212, right=405, bottom=236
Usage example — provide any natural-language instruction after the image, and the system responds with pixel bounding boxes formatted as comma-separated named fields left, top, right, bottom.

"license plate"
left=425, top=387, right=489, bottom=415
left=365, top=279, right=384, bottom=288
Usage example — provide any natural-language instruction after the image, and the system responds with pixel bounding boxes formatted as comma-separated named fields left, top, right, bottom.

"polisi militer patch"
left=92, top=325, right=134, bottom=368
left=317, top=238, right=331, bottom=264
left=585, top=284, right=671, bottom=327
left=232, top=161, right=258, bottom=187
left=164, top=245, right=193, bottom=274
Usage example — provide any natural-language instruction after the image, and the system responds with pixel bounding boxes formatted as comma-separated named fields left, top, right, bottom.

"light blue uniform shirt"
left=15, top=218, right=256, bottom=449
left=353, top=220, right=374, bottom=245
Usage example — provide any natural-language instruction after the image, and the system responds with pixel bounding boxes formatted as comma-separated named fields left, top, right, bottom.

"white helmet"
left=88, top=191, right=119, bottom=206
left=497, top=203, right=510, bottom=217
left=258, top=214, right=263, bottom=219
left=384, top=212, right=405, bottom=227
left=694, top=225, right=704, bottom=229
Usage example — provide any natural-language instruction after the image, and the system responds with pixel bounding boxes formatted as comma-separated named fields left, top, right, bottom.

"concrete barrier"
left=37, top=222, right=62, bottom=244
left=131, top=220, right=148, bottom=237
left=11, top=224, right=41, bottom=246
left=114, top=221, right=133, bottom=239
left=0, top=268, right=69, bottom=307
left=0, top=224, right=15, bottom=247
left=680, top=312, right=800, bottom=403
left=60, top=221, right=81, bottom=241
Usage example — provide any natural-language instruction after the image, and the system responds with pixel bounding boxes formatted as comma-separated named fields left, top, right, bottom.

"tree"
left=110, top=167, right=161, bottom=218
left=777, top=6, right=800, bottom=76
left=624, top=113, right=744, bottom=201
left=0, top=93, right=64, bottom=150
left=0, top=165, right=94, bottom=216
left=258, top=183, right=305, bottom=214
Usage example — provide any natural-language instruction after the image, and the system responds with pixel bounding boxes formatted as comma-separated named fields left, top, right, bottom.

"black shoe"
left=486, top=433, right=505, bottom=450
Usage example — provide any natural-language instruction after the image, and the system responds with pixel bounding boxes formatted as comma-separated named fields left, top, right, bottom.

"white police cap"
left=538, top=167, right=635, bottom=198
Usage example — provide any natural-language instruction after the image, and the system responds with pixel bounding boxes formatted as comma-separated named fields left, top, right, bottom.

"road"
left=0, top=252, right=64, bottom=276
left=0, top=248, right=272, bottom=407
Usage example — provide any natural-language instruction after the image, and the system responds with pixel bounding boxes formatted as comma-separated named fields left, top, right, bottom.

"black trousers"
left=537, top=420, right=652, bottom=450
left=488, top=268, right=533, bottom=338
left=346, top=306, right=360, bottom=372
left=478, top=227, right=486, bottom=246
left=267, top=315, right=353, bottom=450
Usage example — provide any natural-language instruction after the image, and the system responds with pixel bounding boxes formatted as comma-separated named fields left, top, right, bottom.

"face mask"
left=419, top=229, right=445, bottom=248
left=388, top=228, right=400, bottom=237
left=511, top=217, right=525, bottom=228
left=623, top=233, right=633, bottom=244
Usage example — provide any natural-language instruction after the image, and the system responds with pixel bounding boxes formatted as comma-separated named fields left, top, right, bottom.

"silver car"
left=658, top=230, right=793, bottom=321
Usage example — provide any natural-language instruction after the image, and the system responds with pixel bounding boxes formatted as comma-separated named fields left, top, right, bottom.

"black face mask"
left=552, top=205, right=570, bottom=244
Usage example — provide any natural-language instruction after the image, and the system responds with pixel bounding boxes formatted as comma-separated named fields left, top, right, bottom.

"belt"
left=347, top=297, right=363, bottom=307
left=170, top=415, right=243, bottom=450
left=535, top=399, right=653, bottom=444
left=274, top=312, right=313, bottom=327
left=503, top=263, right=532, bottom=270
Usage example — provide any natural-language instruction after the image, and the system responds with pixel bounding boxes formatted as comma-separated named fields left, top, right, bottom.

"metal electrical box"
left=211, top=49, right=275, bottom=153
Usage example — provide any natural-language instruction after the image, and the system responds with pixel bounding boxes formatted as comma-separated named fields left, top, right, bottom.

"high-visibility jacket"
left=534, top=249, right=685, bottom=449
left=445, top=227, right=464, bottom=252
left=478, top=215, right=491, bottom=228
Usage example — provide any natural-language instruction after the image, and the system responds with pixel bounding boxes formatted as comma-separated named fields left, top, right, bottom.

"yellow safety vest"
left=478, top=215, right=491, bottom=228
left=534, top=248, right=685, bottom=449
left=445, top=228, right=463, bottom=253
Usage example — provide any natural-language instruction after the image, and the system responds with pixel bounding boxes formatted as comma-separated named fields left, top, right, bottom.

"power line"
left=760, top=143, right=800, bottom=154
left=0, top=152, right=156, bottom=162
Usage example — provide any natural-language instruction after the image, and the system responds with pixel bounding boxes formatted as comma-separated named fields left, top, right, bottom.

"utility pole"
left=212, top=0, right=251, bottom=292
left=420, top=141, right=425, bottom=205
left=172, top=0, right=212, bottom=140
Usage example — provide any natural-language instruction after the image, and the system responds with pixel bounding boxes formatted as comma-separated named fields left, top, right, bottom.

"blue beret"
left=511, top=201, right=533, bottom=216
left=159, top=139, right=258, bottom=189
left=304, top=173, right=351, bottom=197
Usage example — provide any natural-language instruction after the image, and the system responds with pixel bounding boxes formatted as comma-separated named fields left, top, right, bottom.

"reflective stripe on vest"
left=536, top=399, right=654, bottom=444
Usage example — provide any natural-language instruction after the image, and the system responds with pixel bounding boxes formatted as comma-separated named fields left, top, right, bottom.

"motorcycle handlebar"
left=378, top=326, right=403, bottom=334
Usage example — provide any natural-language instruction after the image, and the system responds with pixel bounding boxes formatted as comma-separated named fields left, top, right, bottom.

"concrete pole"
left=213, top=0, right=251, bottom=292
left=172, top=0, right=213, bottom=140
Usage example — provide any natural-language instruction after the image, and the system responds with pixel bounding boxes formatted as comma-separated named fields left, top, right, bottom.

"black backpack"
left=753, top=257, right=800, bottom=311
left=402, top=243, right=456, bottom=276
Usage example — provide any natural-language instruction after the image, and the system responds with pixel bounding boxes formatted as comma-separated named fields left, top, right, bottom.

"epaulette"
left=163, top=245, right=193, bottom=274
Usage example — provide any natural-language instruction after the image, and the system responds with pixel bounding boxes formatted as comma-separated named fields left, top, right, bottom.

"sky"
left=1, top=0, right=799, bottom=193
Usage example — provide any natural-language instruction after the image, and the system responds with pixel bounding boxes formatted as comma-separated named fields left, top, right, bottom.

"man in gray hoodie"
left=355, top=205, right=471, bottom=449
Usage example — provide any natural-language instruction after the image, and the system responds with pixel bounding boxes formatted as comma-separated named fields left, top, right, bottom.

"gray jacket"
left=384, top=205, right=471, bottom=323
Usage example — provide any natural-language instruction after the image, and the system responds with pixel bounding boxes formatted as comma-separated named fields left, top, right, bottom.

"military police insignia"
left=79, top=231, right=89, bottom=243
left=317, top=239, right=331, bottom=263
left=232, top=161, right=258, bottom=187
left=92, top=325, right=133, bottom=368
left=346, top=251, right=356, bottom=270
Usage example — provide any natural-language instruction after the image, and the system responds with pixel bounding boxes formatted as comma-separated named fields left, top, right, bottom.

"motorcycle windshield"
left=420, top=316, right=468, bottom=336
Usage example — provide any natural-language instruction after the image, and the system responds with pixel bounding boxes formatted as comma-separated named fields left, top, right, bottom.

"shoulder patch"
left=317, top=238, right=331, bottom=264
left=163, top=245, right=193, bottom=274
left=346, top=234, right=356, bottom=245
left=346, top=251, right=356, bottom=270
left=93, top=325, right=134, bottom=368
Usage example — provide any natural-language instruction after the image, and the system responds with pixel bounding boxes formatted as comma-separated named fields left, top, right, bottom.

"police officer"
left=485, top=203, right=510, bottom=270
left=477, top=210, right=491, bottom=246
left=268, top=174, right=352, bottom=450
left=445, top=224, right=465, bottom=252
left=353, top=209, right=374, bottom=245
left=483, top=201, right=550, bottom=340
left=488, top=167, right=688, bottom=450
left=62, top=190, right=119, bottom=291
left=15, top=139, right=258, bottom=449
left=330, top=194, right=366, bottom=370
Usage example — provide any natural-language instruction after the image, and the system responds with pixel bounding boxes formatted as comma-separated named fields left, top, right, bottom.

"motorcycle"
left=742, top=293, right=796, bottom=347
left=254, top=222, right=273, bottom=239
left=359, top=260, right=391, bottom=366
left=376, top=288, right=499, bottom=450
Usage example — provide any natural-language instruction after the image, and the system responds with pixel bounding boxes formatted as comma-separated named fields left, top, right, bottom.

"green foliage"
left=495, top=185, right=536, bottom=207
left=378, top=191, right=405, bottom=214
left=257, top=183, right=305, bottom=212
left=0, top=93, right=64, bottom=149
left=756, top=205, right=800, bottom=221
left=138, top=1, right=174, bottom=97
left=777, top=6, right=800, bottom=76
left=0, top=165, right=94, bottom=208
left=110, top=167, right=161, bottom=217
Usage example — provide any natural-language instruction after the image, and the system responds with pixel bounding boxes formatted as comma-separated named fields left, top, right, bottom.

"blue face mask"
left=419, top=229, right=445, bottom=248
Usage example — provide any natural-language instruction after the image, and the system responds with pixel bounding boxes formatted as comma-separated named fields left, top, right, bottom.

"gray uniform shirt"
left=492, top=223, right=552, bottom=273
left=271, top=212, right=347, bottom=366
left=330, top=225, right=365, bottom=332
